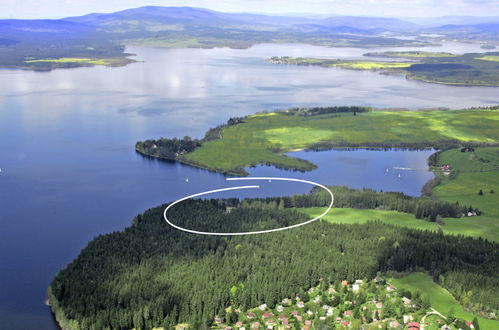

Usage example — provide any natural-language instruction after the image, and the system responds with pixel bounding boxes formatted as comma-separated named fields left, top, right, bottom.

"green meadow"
left=184, top=109, right=499, bottom=175
left=476, top=55, right=499, bottom=62
left=301, top=207, right=498, bottom=242
left=366, top=51, right=457, bottom=58
left=391, top=273, right=498, bottom=329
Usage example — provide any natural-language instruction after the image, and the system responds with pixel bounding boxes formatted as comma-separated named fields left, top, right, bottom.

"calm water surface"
left=0, top=42, right=498, bottom=329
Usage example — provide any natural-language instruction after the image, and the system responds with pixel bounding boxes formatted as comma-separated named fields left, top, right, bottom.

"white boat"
left=397, top=173, right=401, bottom=178
left=185, top=177, right=189, bottom=182
left=385, top=168, right=389, bottom=173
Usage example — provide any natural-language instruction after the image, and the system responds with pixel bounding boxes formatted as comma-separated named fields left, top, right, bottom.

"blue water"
left=0, top=43, right=496, bottom=329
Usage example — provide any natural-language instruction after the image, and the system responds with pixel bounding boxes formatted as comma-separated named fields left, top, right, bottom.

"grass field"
left=391, top=273, right=498, bottom=329
left=366, top=51, right=457, bottom=58
left=184, top=109, right=499, bottom=175
left=23, top=57, right=132, bottom=67
left=432, top=147, right=499, bottom=242
left=476, top=55, right=499, bottom=62
left=300, top=207, right=499, bottom=242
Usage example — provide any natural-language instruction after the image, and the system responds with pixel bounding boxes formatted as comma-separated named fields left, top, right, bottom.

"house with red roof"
left=408, top=321, right=420, bottom=329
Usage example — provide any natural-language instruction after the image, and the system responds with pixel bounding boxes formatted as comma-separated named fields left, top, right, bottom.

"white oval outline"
left=163, top=177, right=334, bottom=236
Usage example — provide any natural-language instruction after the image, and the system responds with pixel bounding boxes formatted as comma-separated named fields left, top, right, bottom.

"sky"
left=1, top=0, right=498, bottom=19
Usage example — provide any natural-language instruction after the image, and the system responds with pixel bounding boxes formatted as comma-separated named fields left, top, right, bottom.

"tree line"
left=49, top=198, right=497, bottom=329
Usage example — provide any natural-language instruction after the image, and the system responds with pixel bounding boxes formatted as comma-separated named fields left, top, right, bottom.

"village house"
left=336, top=317, right=342, bottom=322
left=225, top=327, right=233, bottom=330
left=262, top=312, right=271, bottom=319
left=295, top=315, right=303, bottom=322
left=313, top=296, right=321, bottom=303
left=344, top=310, right=352, bottom=317
left=305, top=320, right=312, bottom=326
left=328, top=287, right=336, bottom=294
left=389, top=320, right=400, bottom=328
left=408, top=321, right=421, bottom=330
left=215, top=316, right=224, bottom=324
left=355, top=279, right=364, bottom=285
left=352, top=284, right=360, bottom=292
left=278, top=314, right=286, bottom=321
left=465, top=321, right=475, bottom=329
left=342, top=321, right=352, bottom=327
left=266, top=319, right=275, bottom=325
left=235, top=321, right=243, bottom=328
left=386, top=285, right=396, bottom=292
left=440, top=325, right=451, bottom=330
left=402, top=297, right=412, bottom=305
left=375, top=302, right=383, bottom=309
left=291, top=311, right=298, bottom=317
left=341, top=280, right=349, bottom=287
left=297, top=301, right=305, bottom=308
left=403, top=315, right=414, bottom=323
left=251, top=322, right=260, bottom=329
left=246, top=312, right=256, bottom=319
left=320, top=316, right=326, bottom=321
left=276, top=305, right=284, bottom=312
left=306, top=310, right=313, bottom=316
left=322, top=304, right=330, bottom=310
left=327, top=308, right=334, bottom=316
left=259, top=304, right=267, bottom=311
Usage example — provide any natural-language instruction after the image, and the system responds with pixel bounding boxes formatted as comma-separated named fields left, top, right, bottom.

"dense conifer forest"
left=49, top=194, right=498, bottom=329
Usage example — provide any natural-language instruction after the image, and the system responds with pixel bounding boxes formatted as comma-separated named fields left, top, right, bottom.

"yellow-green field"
left=25, top=57, right=118, bottom=66
left=368, top=51, right=457, bottom=58
left=300, top=207, right=498, bottom=242
left=391, top=273, right=498, bottom=329
left=184, top=109, right=499, bottom=174
left=475, top=55, right=499, bottom=62
left=331, top=61, right=411, bottom=70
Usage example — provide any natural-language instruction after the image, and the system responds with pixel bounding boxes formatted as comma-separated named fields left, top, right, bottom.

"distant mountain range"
left=0, top=6, right=498, bottom=70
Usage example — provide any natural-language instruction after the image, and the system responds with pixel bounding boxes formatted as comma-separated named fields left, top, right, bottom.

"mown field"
left=184, top=109, right=499, bottom=175
left=391, top=273, right=498, bottom=329
left=301, top=207, right=498, bottom=242
left=432, top=147, right=499, bottom=242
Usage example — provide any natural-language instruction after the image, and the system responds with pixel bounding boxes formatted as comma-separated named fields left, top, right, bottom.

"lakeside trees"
left=49, top=198, right=498, bottom=329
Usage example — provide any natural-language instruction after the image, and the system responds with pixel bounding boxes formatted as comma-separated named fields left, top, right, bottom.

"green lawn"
left=433, top=148, right=499, bottom=235
left=391, top=273, right=498, bottom=329
left=184, top=109, right=499, bottom=174
left=301, top=207, right=499, bottom=242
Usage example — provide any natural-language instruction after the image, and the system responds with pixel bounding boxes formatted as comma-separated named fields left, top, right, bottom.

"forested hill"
left=49, top=196, right=498, bottom=329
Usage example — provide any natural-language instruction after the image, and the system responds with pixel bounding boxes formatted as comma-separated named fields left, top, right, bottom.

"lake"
left=0, top=42, right=497, bottom=329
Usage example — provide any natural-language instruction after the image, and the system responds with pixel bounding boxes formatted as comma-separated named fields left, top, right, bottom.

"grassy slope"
left=432, top=147, right=499, bottom=241
left=391, top=273, right=497, bottom=329
left=301, top=207, right=498, bottom=242
left=184, top=109, right=499, bottom=174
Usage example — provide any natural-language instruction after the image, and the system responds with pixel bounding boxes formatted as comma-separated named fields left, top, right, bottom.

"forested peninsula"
left=49, top=189, right=499, bottom=329
left=268, top=51, right=499, bottom=86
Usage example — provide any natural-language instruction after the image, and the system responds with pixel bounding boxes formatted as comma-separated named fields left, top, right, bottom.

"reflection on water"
left=0, top=42, right=497, bottom=329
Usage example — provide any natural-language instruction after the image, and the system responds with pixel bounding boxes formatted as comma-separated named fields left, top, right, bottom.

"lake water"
left=0, top=42, right=498, bottom=329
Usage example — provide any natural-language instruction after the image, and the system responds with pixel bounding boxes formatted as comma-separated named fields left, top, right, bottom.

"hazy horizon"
left=1, top=0, right=499, bottom=20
